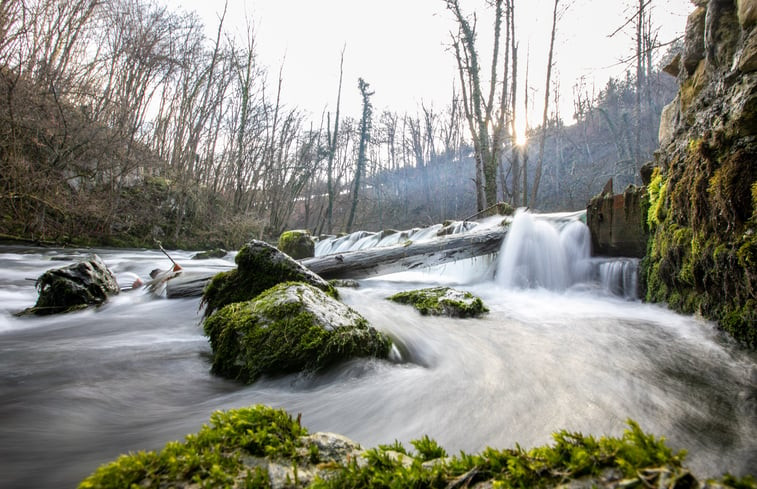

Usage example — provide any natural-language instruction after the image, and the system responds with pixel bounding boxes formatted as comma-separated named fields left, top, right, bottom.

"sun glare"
left=515, top=126, right=528, bottom=146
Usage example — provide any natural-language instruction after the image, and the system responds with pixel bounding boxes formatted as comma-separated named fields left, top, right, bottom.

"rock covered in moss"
left=191, top=248, right=227, bottom=260
left=79, top=405, right=754, bottom=489
left=26, top=254, right=119, bottom=315
left=203, top=282, right=391, bottom=383
left=641, top=1, right=757, bottom=347
left=278, top=229, right=315, bottom=259
left=201, top=239, right=335, bottom=317
left=388, top=287, right=488, bottom=318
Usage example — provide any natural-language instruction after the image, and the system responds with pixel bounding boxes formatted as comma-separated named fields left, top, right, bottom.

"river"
left=0, top=212, right=755, bottom=488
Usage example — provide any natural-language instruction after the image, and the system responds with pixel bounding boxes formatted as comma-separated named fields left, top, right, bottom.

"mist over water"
left=1, top=213, right=755, bottom=488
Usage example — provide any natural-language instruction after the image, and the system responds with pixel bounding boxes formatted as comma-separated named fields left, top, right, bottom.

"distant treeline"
left=0, top=0, right=676, bottom=249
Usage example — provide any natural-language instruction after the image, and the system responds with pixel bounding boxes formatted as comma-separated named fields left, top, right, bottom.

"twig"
left=155, top=240, right=182, bottom=271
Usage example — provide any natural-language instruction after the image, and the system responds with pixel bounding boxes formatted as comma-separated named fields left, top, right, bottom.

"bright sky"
left=164, top=0, right=692, bottom=124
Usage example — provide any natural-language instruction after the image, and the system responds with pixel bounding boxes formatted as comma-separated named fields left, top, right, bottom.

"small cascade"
left=495, top=211, right=591, bottom=290
left=597, top=258, right=639, bottom=300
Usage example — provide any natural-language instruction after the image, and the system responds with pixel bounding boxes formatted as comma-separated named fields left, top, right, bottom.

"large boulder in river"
left=201, top=239, right=335, bottom=317
left=203, top=282, right=392, bottom=383
left=278, top=229, right=315, bottom=259
left=387, top=287, right=488, bottom=318
left=29, top=254, right=119, bottom=315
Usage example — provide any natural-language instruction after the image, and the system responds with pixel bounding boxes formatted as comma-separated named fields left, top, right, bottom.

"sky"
left=164, top=0, right=693, bottom=125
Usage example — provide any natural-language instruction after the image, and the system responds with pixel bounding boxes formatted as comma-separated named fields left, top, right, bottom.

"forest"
left=0, top=0, right=677, bottom=248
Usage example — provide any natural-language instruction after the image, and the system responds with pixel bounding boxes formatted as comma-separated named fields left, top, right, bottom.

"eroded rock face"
left=28, top=254, right=119, bottom=315
left=644, top=0, right=757, bottom=347
left=387, top=286, right=489, bottom=318
left=278, top=230, right=315, bottom=259
left=203, top=282, right=392, bottom=383
left=201, top=239, right=335, bottom=317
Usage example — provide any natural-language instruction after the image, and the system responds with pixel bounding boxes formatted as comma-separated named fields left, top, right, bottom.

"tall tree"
left=446, top=0, right=511, bottom=213
left=346, top=77, right=374, bottom=233
left=325, top=46, right=345, bottom=234
left=530, top=0, right=561, bottom=206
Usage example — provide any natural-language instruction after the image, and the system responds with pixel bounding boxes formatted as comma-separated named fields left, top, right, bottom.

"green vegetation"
left=388, top=287, right=488, bottom=318
left=201, top=240, right=336, bottom=318
left=203, top=282, right=391, bottom=383
left=79, top=406, right=755, bottom=489
left=278, top=230, right=316, bottom=259
left=642, top=132, right=757, bottom=347
left=78, top=406, right=305, bottom=489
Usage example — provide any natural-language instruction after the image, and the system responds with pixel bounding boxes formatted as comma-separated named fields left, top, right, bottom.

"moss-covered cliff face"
left=643, top=0, right=757, bottom=347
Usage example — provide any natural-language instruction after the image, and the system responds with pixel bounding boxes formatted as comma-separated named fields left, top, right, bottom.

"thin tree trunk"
left=530, top=0, right=559, bottom=207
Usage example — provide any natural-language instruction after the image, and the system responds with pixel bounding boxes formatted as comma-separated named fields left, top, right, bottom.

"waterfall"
left=495, top=211, right=591, bottom=290
left=598, top=258, right=639, bottom=300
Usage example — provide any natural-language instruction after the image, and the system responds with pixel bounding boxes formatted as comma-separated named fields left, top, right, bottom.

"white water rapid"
left=0, top=212, right=755, bottom=488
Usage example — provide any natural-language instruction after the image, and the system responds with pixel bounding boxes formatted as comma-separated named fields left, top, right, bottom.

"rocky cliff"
left=643, top=0, right=757, bottom=347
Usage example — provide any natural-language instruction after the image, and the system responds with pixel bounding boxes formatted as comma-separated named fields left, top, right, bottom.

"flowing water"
left=1, top=212, right=755, bottom=489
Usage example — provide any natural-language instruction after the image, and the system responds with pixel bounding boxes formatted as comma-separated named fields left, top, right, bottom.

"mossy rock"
left=329, top=279, right=360, bottom=288
left=203, top=282, right=392, bottom=383
left=278, top=229, right=315, bottom=259
left=80, top=406, right=755, bottom=489
left=387, top=287, right=488, bottom=318
left=24, top=254, right=119, bottom=315
left=201, top=239, right=335, bottom=317
left=191, top=248, right=227, bottom=260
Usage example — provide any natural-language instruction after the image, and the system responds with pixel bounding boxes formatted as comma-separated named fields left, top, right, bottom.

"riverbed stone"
left=387, top=286, right=488, bottom=318
left=278, top=229, right=315, bottom=259
left=201, top=239, right=335, bottom=317
left=27, top=254, right=119, bottom=315
left=203, top=282, right=392, bottom=383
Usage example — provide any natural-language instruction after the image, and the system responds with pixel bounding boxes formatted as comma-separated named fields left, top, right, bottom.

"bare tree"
left=530, top=0, right=561, bottom=206
left=346, top=77, right=374, bottom=233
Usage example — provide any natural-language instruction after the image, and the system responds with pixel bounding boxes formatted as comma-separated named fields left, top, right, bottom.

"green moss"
left=78, top=406, right=303, bottom=489
left=204, top=282, right=391, bottom=383
left=646, top=168, right=668, bottom=230
left=80, top=408, right=755, bottom=489
left=201, top=240, right=336, bottom=318
left=312, top=420, right=697, bottom=489
left=387, top=287, right=488, bottom=318
left=192, top=248, right=227, bottom=260
left=278, top=230, right=315, bottom=259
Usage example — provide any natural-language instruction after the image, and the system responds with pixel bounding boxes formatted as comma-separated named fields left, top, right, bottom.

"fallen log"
left=301, top=226, right=508, bottom=279
left=163, top=225, right=509, bottom=298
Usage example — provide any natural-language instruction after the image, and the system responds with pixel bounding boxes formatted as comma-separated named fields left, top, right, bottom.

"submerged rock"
left=25, top=254, right=119, bottom=315
left=203, top=282, right=392, bottom=383
left=201, top=239, right=335, bottom=317
left=278, top=229, right=315, bottom=259
left=387, top=286, right=488, bottom=318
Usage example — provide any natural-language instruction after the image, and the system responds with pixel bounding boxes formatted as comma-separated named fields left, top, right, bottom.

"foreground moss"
left=388, top=287, right=488, bottom=318
left=79, top=406, right=755, bottom=489
left=78, top=406, right=305, bottom=489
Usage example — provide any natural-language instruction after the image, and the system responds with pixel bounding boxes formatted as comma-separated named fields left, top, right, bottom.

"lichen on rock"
left=278, top=229, right=315, bottom=259
left=203, top=282, right=392, bottom=383
left=387, top=286, right=488, bottom=318
left=24, top=254, right=119, bottom=315
left=201, top=239, right=336, bottom=318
